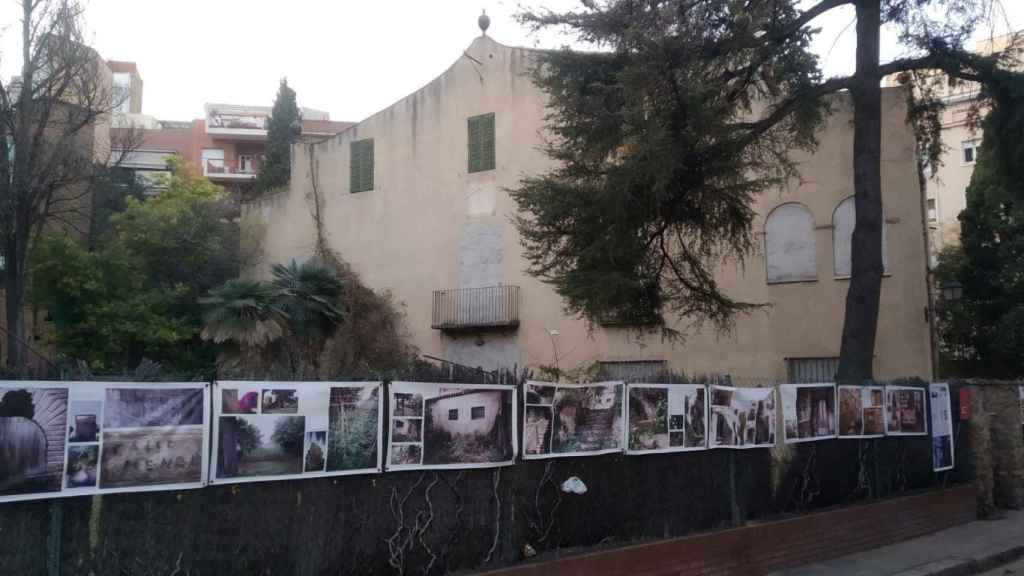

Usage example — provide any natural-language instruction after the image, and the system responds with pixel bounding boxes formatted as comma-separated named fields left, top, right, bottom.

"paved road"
left=980, top=558, right=1024, bottom=576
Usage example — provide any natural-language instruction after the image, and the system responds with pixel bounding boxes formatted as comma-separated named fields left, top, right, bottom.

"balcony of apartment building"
left=201, top=151, right=260, bottom=181
left=431, top=285, right=520, bottom=332
left=204, top=103, right=270, bottom=141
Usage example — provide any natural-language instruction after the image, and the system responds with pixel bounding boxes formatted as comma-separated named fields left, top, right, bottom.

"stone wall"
left=956, top=381, right=1024, bottom=515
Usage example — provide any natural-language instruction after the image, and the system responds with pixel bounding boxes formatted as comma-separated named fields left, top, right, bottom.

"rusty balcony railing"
left=431, top=285, right=520, bottom=331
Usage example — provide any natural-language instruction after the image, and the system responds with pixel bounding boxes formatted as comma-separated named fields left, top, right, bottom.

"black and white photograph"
left=709, top=386, right=776, bottom=449
left=0, top=386, right=68, bottom=498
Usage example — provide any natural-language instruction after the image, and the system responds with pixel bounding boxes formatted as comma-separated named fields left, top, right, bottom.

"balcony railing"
left=204, top=160, right=257, bottom=179
left=431, top=285, right=520, bottom=331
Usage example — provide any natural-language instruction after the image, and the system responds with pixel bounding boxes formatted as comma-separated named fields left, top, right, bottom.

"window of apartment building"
left=598, top=360, right=667, bottom=382
left=764, top=203, right=817, bottom=283
left=350, top=138, right=374, bottom=193
left=201, top=148, right=224, bottom=175
left=238, top=154, right=255, bottom=174
left=786, top=357, right=839, bottom=383
left=448, top=408, right=458, bottom=421
left=112, top=72, right=131, bottom=114
left=471, top=406, right=486, bottom=420
left=927, top=198, right=937, bottom=222
left=468, top=113, right=496, bottom=173
left=962, top=140, right=980, bottom=164
left=833, top=196, right=888, bottom=278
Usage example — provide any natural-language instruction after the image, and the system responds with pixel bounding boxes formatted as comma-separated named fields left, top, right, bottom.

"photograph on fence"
left=0, top=383, right=69, bottom=502
left=212, top=381, right=382, bottom=484
left=626, top=384, right=707, bottom=454
left=387, top=382, right=517, bottom=471
left=930, top=383, right=954, bottom=472
left=708, top=386, right=776, bottom=449
left=523, top=381, right=625, bottom=459
left=885, top=386, right=928, bottom=436
left=100, top=386, right=208, bottom=490
left=837, top=385, right=886, bottom=439
left=1, top=382, right=210, bottom=504
left=781, top=384, right=837, bottom=444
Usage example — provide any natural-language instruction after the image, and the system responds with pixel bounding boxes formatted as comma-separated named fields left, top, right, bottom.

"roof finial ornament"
left=478, top=10, right=491, bottom=36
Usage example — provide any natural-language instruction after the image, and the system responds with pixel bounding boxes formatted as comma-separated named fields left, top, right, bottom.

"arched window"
left=833, top=196, right=888, bottom=278
left=765, top=203, right=817, bottom=283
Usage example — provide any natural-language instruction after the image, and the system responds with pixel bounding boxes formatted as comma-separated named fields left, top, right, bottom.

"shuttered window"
left=350, top=138, right=374, bottom=193
left=468, top=113, right=495, bottom=173
left=786, top=357, right=839, bottom=383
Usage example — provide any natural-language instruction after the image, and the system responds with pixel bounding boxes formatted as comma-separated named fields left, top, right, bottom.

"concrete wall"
left=248, top=35, right=933, bottom=382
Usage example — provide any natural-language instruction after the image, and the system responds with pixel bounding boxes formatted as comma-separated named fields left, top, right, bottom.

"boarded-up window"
left=350, top=138, right=374, bottom=193
left=468, top=113, right=496, bottom=173
left=599, top=360, right=666, bottom=382
left=765, top=203, right=816, bottom=283
left=833, top=196, right=888, bottom=278
left=786, top=357, right=839, bottom=383
left=471, top=406, right=485, bottom=420
left=448, top=409, right=458, bottom=421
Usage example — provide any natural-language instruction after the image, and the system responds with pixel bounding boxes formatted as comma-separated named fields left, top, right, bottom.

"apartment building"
left=894, top=33, right=1019, bottom=266
left=245, top=32, right=933, bottom=383
left=110, top=65, right=351, bottom=195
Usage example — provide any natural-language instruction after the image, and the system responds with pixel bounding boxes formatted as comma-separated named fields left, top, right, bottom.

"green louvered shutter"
left=468, top=113, right=495, bottom=173
left=350, top=138, right=374, bottom=193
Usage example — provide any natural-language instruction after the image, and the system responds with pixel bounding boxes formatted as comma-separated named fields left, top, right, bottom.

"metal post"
left=46, top=500, right=63, bottom=576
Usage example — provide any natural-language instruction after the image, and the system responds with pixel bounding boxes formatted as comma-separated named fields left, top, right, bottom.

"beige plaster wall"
left=247, top=36, right=933, bottom=383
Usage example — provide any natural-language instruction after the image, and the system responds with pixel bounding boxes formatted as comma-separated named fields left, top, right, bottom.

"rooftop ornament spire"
left=478, top=10, right=490, bottom=36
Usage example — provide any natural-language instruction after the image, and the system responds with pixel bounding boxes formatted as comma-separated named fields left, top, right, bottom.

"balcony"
left=203, top=160, right=257, bottom=181
left=205, top=104, right=270, bottom=140
left=431, top=285, right=520, bottom=331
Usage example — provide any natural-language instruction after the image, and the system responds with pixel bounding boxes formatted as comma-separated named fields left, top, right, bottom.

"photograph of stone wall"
left=0, top=386, right=68, bottom=499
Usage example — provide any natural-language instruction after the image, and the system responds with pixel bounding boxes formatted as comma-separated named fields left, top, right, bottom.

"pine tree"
left=256, top=78, right=301, bottom=193
left=512, top=0, right=1023, bottom=383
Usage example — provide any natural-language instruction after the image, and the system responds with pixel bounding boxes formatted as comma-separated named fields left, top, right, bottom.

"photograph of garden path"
left=217, top=415, right=305, bottom=478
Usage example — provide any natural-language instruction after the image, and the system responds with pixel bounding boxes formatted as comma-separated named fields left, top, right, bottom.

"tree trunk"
left=5, top=233, right=24, bottom=370
left=837, top=0, right=884, bottom=384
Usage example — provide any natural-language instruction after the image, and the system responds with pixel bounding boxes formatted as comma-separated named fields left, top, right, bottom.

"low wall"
left=955, top=381, right=1024, bottom=515
left=482, top=485, right=977, bottom=576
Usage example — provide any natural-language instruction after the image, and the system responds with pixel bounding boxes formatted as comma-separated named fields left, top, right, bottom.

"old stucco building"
left=245, top=33, right=933, bottom=383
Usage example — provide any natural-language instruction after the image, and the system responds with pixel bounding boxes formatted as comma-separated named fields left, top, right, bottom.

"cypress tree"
left=256, top=78, right=301, bottom=193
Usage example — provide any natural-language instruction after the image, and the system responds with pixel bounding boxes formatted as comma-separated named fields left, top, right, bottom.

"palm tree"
left=271, top=259, right=345, bottom=375
left=200, top=279, right=286, bottom=372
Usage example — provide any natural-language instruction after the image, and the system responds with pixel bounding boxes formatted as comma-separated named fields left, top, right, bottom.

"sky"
left=0, top=0, right=1020, bottom=123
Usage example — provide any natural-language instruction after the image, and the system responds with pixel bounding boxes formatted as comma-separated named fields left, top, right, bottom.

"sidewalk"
left=771, top=510, right=1024, bottom=576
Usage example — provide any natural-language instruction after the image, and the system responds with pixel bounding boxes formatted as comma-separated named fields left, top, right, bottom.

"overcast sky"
left=0, top=0, right=1020, bottom=123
